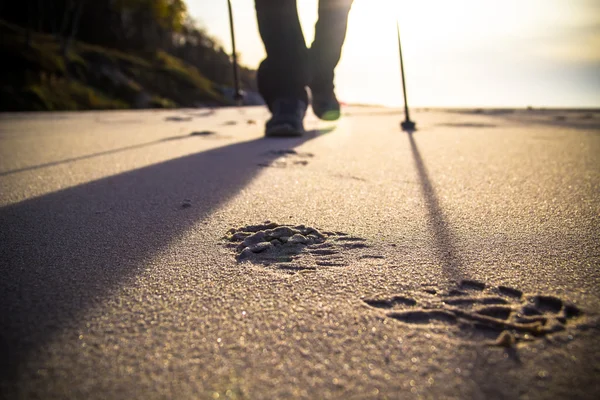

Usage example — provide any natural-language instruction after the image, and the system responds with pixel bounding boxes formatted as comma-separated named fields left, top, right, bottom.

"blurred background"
left=1, top=0, right=599, bottom=111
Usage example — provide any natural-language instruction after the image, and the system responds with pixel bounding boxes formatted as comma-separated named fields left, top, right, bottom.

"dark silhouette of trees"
left=1, top=0, right=256, bottom=96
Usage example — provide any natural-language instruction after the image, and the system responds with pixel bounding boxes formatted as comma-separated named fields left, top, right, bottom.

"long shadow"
left=0, top=129, right=325, bottom=382
left=407, top=132, right=597, bottom=397
left=407, top=132, right=465, bottom=281
left=408, top=133, right=514, bottom=395
left=0, top=133, right=211, bottom=177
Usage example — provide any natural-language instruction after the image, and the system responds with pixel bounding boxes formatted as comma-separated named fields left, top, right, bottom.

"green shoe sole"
left=317, top=109, right=341, bottom=121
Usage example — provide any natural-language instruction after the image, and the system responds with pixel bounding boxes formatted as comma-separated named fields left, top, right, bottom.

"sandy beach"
left=1, top=106, right=599, bottom=399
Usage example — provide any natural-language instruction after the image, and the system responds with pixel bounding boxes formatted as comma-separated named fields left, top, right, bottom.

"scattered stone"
left=242, top=231, right=267, bottom=247
left=244, top=222, right=279, bottom=232
left=306, top=233, right=323, bottom=241
left=224, top=222, right=368, bottom=271
left=269, top=226, right=297, bottom=239
left=238, top=247, right=253, bottom=259
left=250, top=242, right=274, bottom=253
left=288, top=234, right=308, bottom=245
left=307, top=228, right=324, bottom=237
left=229, top=232, right=251, bottom=241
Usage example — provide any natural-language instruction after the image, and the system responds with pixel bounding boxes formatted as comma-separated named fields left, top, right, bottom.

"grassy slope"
left=0, top=20, right=229, bottom=111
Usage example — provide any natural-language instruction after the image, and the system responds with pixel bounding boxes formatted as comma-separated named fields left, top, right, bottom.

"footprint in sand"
left=165, top=116, right=193, bottom=122
left=223, top=222, right=379, bottom=273
left=437, top=122, right=497, bottom=128
left=363, top=280, right=583, bottom=346
left=331, top=173, right=367, bottom=182
left=257, top=149, right=314, bottom=168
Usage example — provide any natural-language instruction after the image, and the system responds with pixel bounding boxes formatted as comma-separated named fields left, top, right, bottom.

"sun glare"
left=303, top=0, right=600, bottom=107
left=184, top=0, right=599, bottom=107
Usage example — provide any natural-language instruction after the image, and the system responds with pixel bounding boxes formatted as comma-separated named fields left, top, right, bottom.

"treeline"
left=1, top=0, right=257, bottom=110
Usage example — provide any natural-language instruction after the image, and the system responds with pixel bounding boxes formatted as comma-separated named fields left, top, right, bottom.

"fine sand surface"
left=0, top=106, right=599, bottom=399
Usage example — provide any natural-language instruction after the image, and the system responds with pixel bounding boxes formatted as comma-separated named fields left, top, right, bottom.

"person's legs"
left=309, top=0, right=353, bottom=120
left=255, top=0, right=309, bottom=110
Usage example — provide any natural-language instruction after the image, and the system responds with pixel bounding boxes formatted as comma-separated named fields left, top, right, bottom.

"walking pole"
left=397, top=20, right=416, bottom=131
left=227, top=0, right=243, bottom=105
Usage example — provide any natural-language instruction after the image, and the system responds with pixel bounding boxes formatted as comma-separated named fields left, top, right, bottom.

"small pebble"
left=250, top=242, right=273, bottom=253
left=307, top=233, right=324, bottom=241
left=242, top=231, right=267, bottom=247
left=244, top=222, right=278, bottom=232
left=288, top=234, right=308, bottom=244
left=238, top=247, right=253, bottom=259
left=270, top=226, right=297, bottom=239
left=230, top=232, right=250, bottom=241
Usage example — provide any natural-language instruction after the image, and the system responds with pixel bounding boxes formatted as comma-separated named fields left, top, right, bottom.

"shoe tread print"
left=223, top=222, right=381, bottom=273
left=362, top=279, right=583, bottom=346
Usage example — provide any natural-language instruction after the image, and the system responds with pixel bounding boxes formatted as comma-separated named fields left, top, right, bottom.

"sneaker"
left=311, top=90, right=341, bottom=121
left=265, top=98, right=307, bottom=137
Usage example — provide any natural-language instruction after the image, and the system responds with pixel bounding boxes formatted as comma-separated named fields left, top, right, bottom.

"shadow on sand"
left=406, top=132, right=465, bottom=281
left=0, top=129, right=327, bottom=381
left=407, top=131, right=536, bottom=398
left=0, top=132, right=218, bottom=177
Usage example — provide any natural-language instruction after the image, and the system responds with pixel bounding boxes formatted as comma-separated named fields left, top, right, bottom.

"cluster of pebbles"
left=224, top=222, right=330, bottom=261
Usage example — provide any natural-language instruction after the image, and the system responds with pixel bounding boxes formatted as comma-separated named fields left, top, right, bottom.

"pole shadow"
left=406, top=133, right=598, bottom=397
left=407, top=132, right=465, bottom=281
left=0, top=132, right=218, bottom=177
left=0, top=129, right=326, bottom=382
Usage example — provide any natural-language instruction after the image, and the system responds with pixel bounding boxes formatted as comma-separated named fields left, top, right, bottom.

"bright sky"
left=187, top=0, right=600, bottom=108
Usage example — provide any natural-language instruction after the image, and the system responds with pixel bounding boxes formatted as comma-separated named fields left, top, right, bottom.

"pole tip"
left=234, top=91, right=244, bottom=106
left=401, top=119, right=416, bottom=132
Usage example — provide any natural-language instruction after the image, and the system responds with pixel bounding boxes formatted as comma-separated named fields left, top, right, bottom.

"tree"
left=60, top=0, right=87, bottom=56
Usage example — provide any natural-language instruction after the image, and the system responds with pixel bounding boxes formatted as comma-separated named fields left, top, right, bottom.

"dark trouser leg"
left=255, top=0, right=308, bottom=110
left=309, top=0, right=353, bottom=93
